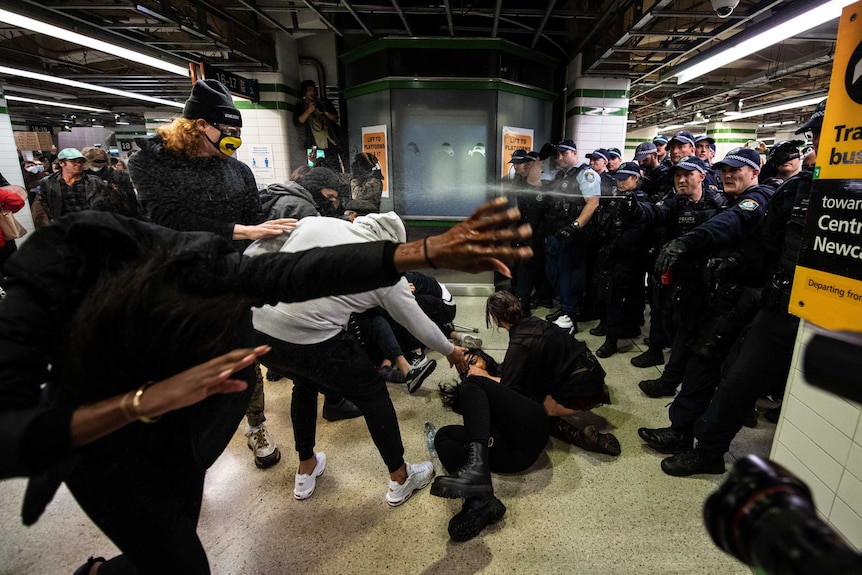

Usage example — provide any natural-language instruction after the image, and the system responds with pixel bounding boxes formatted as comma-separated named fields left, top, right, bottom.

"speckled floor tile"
left=0, top=296, right=769, bottom=574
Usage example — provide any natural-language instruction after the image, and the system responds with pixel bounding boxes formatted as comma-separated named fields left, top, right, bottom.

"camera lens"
left=705, top=455, right=862, bottom=575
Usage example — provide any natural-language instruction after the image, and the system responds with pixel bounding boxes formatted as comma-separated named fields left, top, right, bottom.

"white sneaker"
left=294, top=452, right=327, bottom=500
left=553, top=314, right=574, bottom=331
left=246, top=424, right=281, bottom=469
left=455, top=333, right=483, bottom=350
left=386, top=461, right=434, bottom=507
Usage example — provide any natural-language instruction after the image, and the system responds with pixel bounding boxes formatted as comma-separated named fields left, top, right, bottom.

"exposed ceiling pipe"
left=301, top=0, right=344, bottom=36
left=341, top=0, right=374, bottom=37
left=443, top=0, right=455, bottom=36
left=531, top=0, right=558, bottom=49
left=492, top=0, right=503, bottom=37
left=390, top=0, right=414, bottom=36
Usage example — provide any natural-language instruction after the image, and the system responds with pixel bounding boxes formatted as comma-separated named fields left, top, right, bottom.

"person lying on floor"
left=428, top=291, right=620, bottom=543
left=245, top=212, right=468, bottom=506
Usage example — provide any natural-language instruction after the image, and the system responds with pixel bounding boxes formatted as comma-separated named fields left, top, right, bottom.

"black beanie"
left=182, top=79, right=243, bottom=127
left=297, top=167, right=345, bottom=215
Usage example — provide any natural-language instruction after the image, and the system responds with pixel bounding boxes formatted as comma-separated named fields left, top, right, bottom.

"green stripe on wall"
left=568, top=88, right=630, bottom=101
left=714, top=138, right=754, bottom=143
left=566, top=106, right=629, bottom=118
left=341, top=38, right=558, bottom=66
left=344, top=79, right=557, bottom=101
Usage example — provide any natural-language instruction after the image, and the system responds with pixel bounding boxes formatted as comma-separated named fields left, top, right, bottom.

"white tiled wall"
left=567, top=76, right=629, bottom=154
left=771, top=320, right=862, bottom=550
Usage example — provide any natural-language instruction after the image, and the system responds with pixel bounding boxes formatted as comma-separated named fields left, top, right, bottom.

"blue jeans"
left=545, top=234, right=585, bottom=317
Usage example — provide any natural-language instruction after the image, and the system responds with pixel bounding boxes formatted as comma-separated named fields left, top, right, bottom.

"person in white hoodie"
left=246, top=213, right=468, bottom=507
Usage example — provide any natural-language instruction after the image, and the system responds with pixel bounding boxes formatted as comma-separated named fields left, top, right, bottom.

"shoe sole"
left=448, top=498, right=507, bottom=542
left=407, top=361, right=436, bottom=394
left=250, top=446, right=282, bottom=469
left=430, top=477, right=494, bottom=499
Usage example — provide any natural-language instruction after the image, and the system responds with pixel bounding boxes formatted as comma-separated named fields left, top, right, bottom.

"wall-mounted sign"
left=361, top=125, right=389, bottom=196
left=501, top=127, right=534, bottom=178
left=789, top=2, right=862, bottom=331
left=202, top=63, right=260, bottom=103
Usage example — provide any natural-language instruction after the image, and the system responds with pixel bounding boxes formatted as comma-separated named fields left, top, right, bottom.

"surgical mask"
left=26, top=165, right=44, bottom=174
left=88, top=166, right=102, bottom=172
left=207, top=124, right=242, bottom=157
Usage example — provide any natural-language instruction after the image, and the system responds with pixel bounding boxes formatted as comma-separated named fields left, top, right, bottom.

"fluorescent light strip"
left=0, top=66, right=184, bottom=108
left=723, top=96, right=826, bottom=121
left=5, top=95, right=112, bottom=113
left=676, top=0, right=854, bottom=84
left=0, top=9, right=189, bottom=77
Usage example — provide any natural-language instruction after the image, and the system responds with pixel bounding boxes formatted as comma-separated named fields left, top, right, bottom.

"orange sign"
left=501, top=127, right=534, bottom=177
left=361, top=125, right=389, bottom=196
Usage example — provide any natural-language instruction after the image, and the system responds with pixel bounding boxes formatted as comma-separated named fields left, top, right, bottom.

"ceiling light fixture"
left=674, top=0, right=854, bottom=84
left=723, top=95, right=826, bottom=121
left=5, top=95, right=112, bottom=113
left=0, top=66, right=184, bottom=108
left=0, top=8, right=189, bottom=77
left=2, top=83, right=75, bottom=100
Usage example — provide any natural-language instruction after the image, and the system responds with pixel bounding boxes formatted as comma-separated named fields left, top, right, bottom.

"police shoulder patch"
left=738, top=198, right=759, bottom=211
left=585, top=172, right=596, bottom=183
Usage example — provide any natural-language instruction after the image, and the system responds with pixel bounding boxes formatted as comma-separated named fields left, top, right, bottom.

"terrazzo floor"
left=0, top=296, right=771, bottom=574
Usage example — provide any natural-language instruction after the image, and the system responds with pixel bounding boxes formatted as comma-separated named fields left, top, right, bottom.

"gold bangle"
left=132, top=381, right=161, bottom=424
left=119, top=391, right=136, bottom=422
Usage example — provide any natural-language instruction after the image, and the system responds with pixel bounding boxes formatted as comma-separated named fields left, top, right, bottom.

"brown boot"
left=550, top=417, right=621, bottom=456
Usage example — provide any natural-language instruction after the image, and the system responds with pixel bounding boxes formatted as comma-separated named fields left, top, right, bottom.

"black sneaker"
left=322, top=398, right=363, bottom=421
left=637, top=426, right=693, bottom=454
left=638, top=378, right=678, bottom=398
left=743, top=409, right=758, bottom=428
left=406, top=359, right=437, bottom=394
left=661, top=449, right=726, bottom=476
left=763, top=406, right=781, bottom=424
left=630, top=348, right=665, bottom=368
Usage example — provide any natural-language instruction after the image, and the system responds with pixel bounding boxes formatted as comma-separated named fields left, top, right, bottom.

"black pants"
left=435, top=376, right=549, bottom=475
left=63, top=353, right=258, bottom=575
left=255, top=330, right=406, bottom=473
left=694, top=308, right=799, bottom=454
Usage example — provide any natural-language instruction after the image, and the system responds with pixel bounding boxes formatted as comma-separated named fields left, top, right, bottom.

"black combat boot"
left=661, top=448, right=726, bottom=476
left=430, top=441, right=492, bottom=498
left=448, top=494, right=507, bottom=542
left=637, top=426, right=693, bottom=454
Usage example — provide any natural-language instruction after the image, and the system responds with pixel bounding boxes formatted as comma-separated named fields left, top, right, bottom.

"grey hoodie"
left=247, top=213, right=455, bottom=354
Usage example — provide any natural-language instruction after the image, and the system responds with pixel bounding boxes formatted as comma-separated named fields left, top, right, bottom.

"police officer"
left=638, top=148, right=775, bottom=455
left=694, top=135, right=722, bottom=192
left=765, top=140, right=806, bottom=185
left=606, top=147, right=623, bottom=175
left=660, top=146, right=810, bottom=476
left=631, top=156, right=727, bottom=372
left=635, top=141, right=669, bottom=203
left=586, top=148, right=616, bottom=196
left=528, top=139, right=601, bottom=332
left=590, top=161, right=648, bottom=357
left=507, top=150, right=552, bottom=315
left=794, top=98, right=825, bottom=168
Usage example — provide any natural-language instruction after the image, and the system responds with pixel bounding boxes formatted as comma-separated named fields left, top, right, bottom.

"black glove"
left=702, top=256, right=739, bottom=285
left=655, top=239, right=689, bottom=273
left=623, top=191, right=642, bottom=221
left=556, top=221, right=580, bottom=240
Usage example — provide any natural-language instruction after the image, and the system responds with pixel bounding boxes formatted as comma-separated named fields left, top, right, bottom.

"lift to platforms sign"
left=790, top=1, right=862, bottom=331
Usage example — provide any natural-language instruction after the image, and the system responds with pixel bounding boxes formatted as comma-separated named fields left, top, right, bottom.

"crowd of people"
left=0, top=76, right=824, bottom=571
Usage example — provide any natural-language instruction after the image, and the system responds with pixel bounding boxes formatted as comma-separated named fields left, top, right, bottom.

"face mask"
left=26, top=165, right=43, bottom=174
left=207, top=131, right=242, bottom=157
left=88, top=166, right=102, bottom=172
